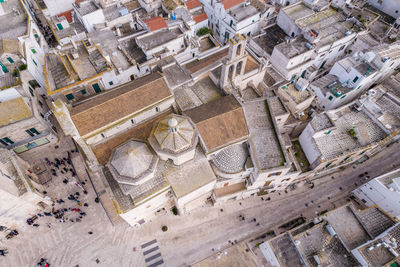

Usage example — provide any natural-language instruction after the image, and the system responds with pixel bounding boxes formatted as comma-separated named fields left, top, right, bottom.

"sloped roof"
left=184, top=95, right=249, bottom=153
left=71, top=73, right=172, bottom=136
left=57, top=10, right=74, bottom=23
left=0, top=97, right=32, bottom=127
left=193, top=13, right=208, bottom=23
left=144, top=16, right=168, bottom=31
left=186, top=0, right=201, bottom=9
left=221, top=0, right=244, bottom=10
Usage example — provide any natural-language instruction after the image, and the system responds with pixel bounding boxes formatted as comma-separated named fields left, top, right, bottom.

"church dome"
left=153, top=114, right=196, bottom=154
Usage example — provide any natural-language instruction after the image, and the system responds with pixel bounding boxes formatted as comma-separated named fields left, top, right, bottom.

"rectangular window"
left=65, top=93, right=74, bottom=100
left=109, top=81, right=113, bottom=86
left=32, top=58, right=37, bottom=66
left=353, top=76, right=359, bottom=83
left=31, top=49, right=37, bottom=54
left=92, top=83, right=101, bottom=93
left=81, top=89, right=87, bottom=95
left=301, top=70, right=306, bottom=78
left=7, top=57, right=14, bottom=63
left=325, top=162, right=332, bottom=168
left=29, top=87, right=34, bottom=97
left=291, top=75, right=296, bottom=81
left=56, top=23, right=63, bottom=30
left=38, top=100, right=43, bottom=107
left=267, top=12, right=270, bottom=17
left=1, top=137, right=14, bottom=144
left=0, top=61, right=8, bottom=73
left=341, top=95, right=346, bottom=99
left=328, top=95, right=333, bottom=101
left=339, top=45, right=345, bottom=51
left=34, top=34, right=39, bottom=38
left=26, top=128, right=40, bottom=136
left=155, top=107, right=160, bottom=112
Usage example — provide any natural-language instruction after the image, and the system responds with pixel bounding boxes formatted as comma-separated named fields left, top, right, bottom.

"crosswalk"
left=141, top=239, right=164, bottom=267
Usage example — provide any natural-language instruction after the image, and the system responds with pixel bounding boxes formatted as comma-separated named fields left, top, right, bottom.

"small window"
left=56, top=23, right=63, bottom=30
left=328, top=95, right=333, bottom=101
left=81, top=89, right=87, bottom=95
left=29, top=87, right=34, bottom=97
left=301, top=70, right=306, bottom=78
left=131, top=119, right=135, bottom=124
left=353, top=76, right=359, bottom=83
left=325, top=162, right=332, bottom=168
left=32, top=58, right=37, bottom=66
left=340, top=95, right=346, bottom=99
left=31, top=49, right=37, bottom=54
left=38, top=100, right=43, bottom=107
left=361, top=199, right=367, bottom=203
left=101, top=133, right=105, bottom=138
left=7, top=57, right=14, bottom=63
left=34, top=34, right=39, bottom=38
left=339, top=45, right=345, bottom=51
left=65, top=93, right=74, bottom=100
left=357, top=86, right=361, bottom=89
left=109, top=81, right=113, bottom=86
left=1, top=137, right=14, bottom=144
left=92, top=83, right=101, bottom=93
left=155, top=107, right=160, bottom=112
left=267, top=12, right=270, bottom=17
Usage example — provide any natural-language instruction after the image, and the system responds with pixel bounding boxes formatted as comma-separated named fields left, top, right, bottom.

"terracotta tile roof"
left=184, top=95, right=249, bottom=153
left=57, top=10, right=73, bottom=23
left=144, top=16, right=168, bottom=32
left=221, top=0, right=243, bottom=10
left=193, top=13, right=208, bottom=23
left=71, top=73, right=173, bottom=136
left=186, top=0, right=201, bottom=9
left=92, top=109, right=173, bottom=165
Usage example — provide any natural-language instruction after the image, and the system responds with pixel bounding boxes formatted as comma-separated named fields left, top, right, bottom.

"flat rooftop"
left=310, top=113, right=334, bottom=132
left=295, top=7, right=357, bottom=47
left=184, top=48, right=228, bottom=74
left=230, top=4, right=258, bottom=22
left=0, top=0, right=27, bottom=40
left=312, top=74, right=355, bottom=97
left=162, top=64, right=191, bottom=89
left=275, top=36, right=312, bottom=58
left=245, top=99, right=285, bottom=170
left=164, top=147, right=216, bottom=198
left=315, top=107, right=387, bottom=161
left=280, top=83, right=313, bottom=103
left=119, top=37, right=147, bottom=65
left=253, top=25, right=288, bottom=55
left=51, top=13, right=86, bottom=40
left=45, top=43, right=110, bottom=91
left=283, top=2, right=314, bottom=21
left=136, top=27, right=183, bottom=51
left=74, top=1, right=99, bottom=16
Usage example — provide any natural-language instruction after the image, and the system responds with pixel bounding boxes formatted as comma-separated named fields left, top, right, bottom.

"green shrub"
left=197, top=27, right=213, bottom=37
left=161, top=226, right=168, bottom=232
left=12, top=68, right=18, bottom=77
left=18, top=64, right=27, bottom=71
left=171, top=206, right=178, bottom=215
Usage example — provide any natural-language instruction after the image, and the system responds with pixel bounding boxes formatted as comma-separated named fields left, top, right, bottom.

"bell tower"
left=220, top=34, right=248, bottom=91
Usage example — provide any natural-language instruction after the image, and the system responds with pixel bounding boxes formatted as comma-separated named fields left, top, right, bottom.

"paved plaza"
left=1, top=135, right=400, bottom=266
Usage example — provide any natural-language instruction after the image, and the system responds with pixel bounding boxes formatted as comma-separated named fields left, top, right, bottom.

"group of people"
left=45, top=154, right=76, bottom=177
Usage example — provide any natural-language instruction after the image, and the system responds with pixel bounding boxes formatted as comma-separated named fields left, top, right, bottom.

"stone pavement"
left=1, top=138, right=399, bottom=266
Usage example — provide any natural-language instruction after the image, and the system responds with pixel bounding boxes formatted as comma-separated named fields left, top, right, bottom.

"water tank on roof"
left=119, top=8, right=129, bottom=16
left=325, top=224, right=337, bottom=236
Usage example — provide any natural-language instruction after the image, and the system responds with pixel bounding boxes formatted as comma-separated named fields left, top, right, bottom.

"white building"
left=311, top=43, right=400, bottom=110
left=367, top=0, right=400, bottom=22
left=269, top=1, right=361, bottom=81
left=352, top=168, right=400, bottom=221
left=201, top=0, right=260, bottom=44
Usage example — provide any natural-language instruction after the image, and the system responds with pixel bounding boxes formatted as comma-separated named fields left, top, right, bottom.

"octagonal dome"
left=153, top=114, right=196, bottom=153
left=109, top=140, right=158, bottom=185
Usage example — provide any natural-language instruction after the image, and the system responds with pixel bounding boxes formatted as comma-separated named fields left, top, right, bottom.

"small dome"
left=153, top=114, right=196, bottom=153
left=110, top=141, right=156, bottom=179
left=168, top=118, right=178, bottom=128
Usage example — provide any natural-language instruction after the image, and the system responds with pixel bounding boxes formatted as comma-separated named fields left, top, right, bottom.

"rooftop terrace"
left=312, top=74, right=355, bottom=97
left=275, top=36, right=313, bottom=58
left=253, top=25, right=287, bottom=55
left=45, top=43, right=110, bottom=91
left=280, top=83, right=313, bottom=103
left=0, top=0, right=27, bottom=40
left=0, top=89, right=32, bottom=127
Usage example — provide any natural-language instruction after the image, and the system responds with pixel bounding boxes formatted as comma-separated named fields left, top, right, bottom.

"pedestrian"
left=84, top=203, right=88, bottom=207
left=88, top=231, right=93, bottom=234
